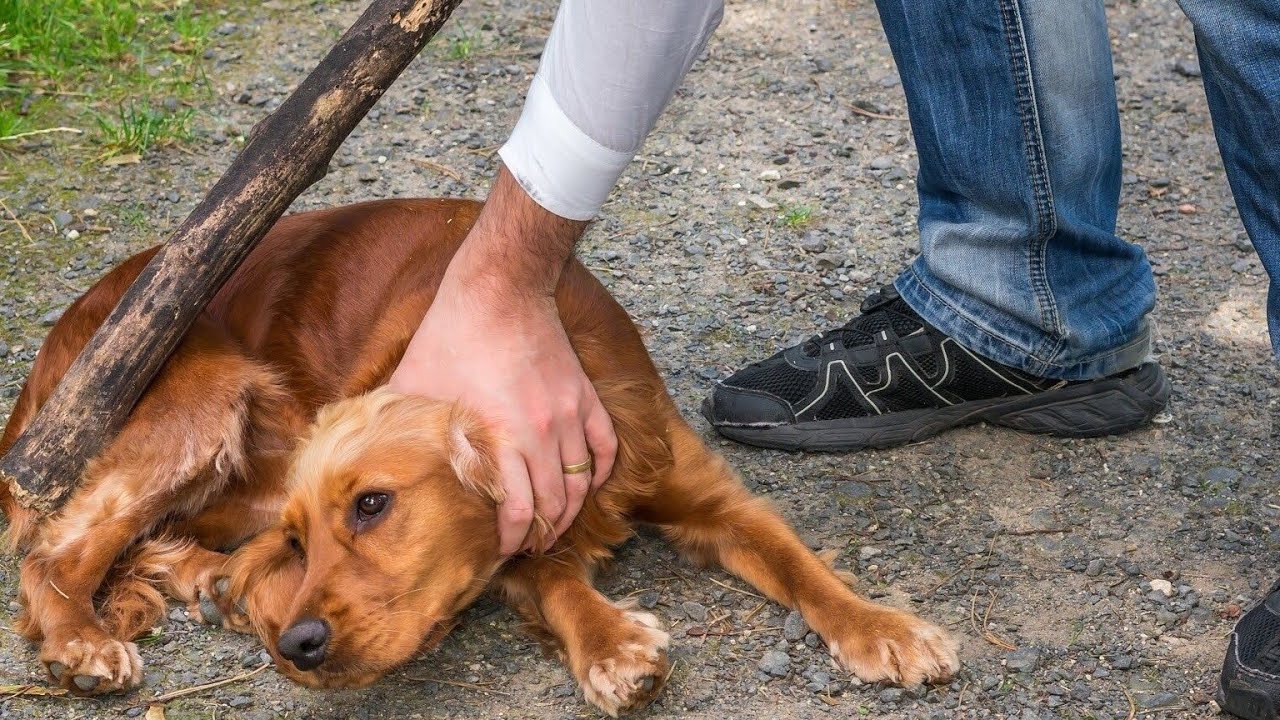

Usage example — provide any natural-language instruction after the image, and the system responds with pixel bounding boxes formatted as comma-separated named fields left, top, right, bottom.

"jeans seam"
left=1000, top=0, right=1064, bottom=360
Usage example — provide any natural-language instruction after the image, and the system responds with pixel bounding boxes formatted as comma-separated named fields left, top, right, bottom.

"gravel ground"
left=1, top=0, right=1275, bottom=718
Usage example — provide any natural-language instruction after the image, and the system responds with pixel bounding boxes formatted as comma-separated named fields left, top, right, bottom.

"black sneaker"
left=701, top=286, right=1170, bottom=451
left=1220, top=580, right=1280, bottom=720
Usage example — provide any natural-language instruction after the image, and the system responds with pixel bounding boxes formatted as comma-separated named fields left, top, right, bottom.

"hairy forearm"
left=448, top=165, right=588, bottom=302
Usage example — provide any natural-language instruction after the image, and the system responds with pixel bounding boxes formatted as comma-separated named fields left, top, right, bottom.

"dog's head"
left=231, top=389, right=508, bottom=688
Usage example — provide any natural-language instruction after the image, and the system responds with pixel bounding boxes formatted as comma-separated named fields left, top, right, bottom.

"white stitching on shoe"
left=865, top=352, right=955, bottom=406
left=795, top=361, right=882, bottom=418
left=951, top=339, right=1038, bottom=394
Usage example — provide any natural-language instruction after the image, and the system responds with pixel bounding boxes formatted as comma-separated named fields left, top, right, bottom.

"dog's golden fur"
left=0, top=199, right=957, bottom=715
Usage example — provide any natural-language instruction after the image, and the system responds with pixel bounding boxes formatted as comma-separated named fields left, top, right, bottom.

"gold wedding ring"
left=562, top=459, right=594, bottom=475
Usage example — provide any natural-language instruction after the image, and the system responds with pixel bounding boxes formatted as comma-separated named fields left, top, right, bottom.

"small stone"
left=758, top=169, right=781, bottom=181
left=772, top=154, right=790, bottom=165
left=879, top=687, right=905, bottom=704
left=166, top=190, right=180, bottom=203
left=1112, top=655, right=1135, bottom=670
left=870, top=156, right=894, bottom=170
left=65, top=229, right=80, bottom=240
left=40, top=308, right=63, bottom=326
left=1205, top=466, right=1242, bottom=485
left=783, top=611, right=808, bottom=641
left=1150, top=579, right=1174, bottom=597
left=1178, top=203, right=1197, bottom=215
left=777, top=179, right=801, bottom=190
left=747, top=195, right=776, bottom=210
left=1085, top=559, right=1106, bottom=577
left=228, top=696, right=252, bottom=708
left=169, top=607, right=188, bottom=622
left=1127, top=454, right=1161, bottom=476
left=242, top=650, right=264, bottom=668
left=126, top=708, right=145, bottom=718
left=216, top=21, right=238, bottom=35
left=681, top=601, right=707, bottom=623
left=1138, top=691, right=1179, bottom=709
left=757, top=650, right=790, bottom=677
left=53, top=211, right=73, bottom=228
left=837, top=480, right=873, bottom=498
left=637, top=591, right=659, bottom=609
left=813, top=57, right=833, bottom=73
left=1231, top=259, right=1251, bottom=273
left=1005, top=647, right=1040, bottom=673
left=0, top=341, right=8, bottom=357
left=1149, top=177, right=1172, bottom=188
left=859, top=546, right=882, bottom=560
left=1174, top=59, right=1202, bottom=78
left=1235, top=235, right=1255, bottom=252
left=800, top=234, right=827, bottom=253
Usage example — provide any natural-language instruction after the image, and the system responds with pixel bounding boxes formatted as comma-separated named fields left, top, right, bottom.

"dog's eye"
left=356, top=492, right=389, bottom=522
left=288, top=535, right=304, bottom=558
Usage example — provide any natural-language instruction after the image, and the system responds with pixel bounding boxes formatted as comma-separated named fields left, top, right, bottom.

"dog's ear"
left=446, top=406, right=505, bottom=505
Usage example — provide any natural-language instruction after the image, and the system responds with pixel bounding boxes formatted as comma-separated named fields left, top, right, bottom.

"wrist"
left=446, top=165, right=586, bottom=299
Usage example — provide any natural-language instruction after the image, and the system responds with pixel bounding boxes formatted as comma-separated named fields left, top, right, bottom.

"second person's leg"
left=704, top=0, right=1169, bottom=451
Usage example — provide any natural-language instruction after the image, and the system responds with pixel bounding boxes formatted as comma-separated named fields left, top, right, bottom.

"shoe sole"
left=1219, top=684, right=1279, bottom=720
left=703, top=362, right=1170, bottom=452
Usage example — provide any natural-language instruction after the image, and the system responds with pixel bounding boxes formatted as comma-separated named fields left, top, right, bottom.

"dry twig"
left=410, top=157, right=464, bottom=181
left=147, top=663, right=269, bottom=704
left=0, top=127, right=83, bottom=143
left=0, top=199, right=34, bottom=244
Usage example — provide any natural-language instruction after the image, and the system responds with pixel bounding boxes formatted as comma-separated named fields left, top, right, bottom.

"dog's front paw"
left=41, top=630, right=143, bottom=695
left=580, top=609, right=671, bottom=717
left=827, top=605, right=958, bottom=687
left=190, top=577, right=251, bottom=633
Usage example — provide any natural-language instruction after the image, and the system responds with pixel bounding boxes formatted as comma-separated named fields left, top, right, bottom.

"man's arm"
left=390, top=0, right=723, bottom=555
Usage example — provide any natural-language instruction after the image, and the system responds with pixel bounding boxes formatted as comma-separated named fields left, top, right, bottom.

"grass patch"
left=1, top=0, right=219, bottom=157
left=97, top=101, right=193, bottom=156
left=779, top=203, right=814, bottom=228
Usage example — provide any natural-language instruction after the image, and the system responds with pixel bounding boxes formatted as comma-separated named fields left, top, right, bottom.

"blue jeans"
left=875, top=0, right=1280, bottom=380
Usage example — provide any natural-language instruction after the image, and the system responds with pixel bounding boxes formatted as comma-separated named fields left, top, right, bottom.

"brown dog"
left=0, top=199, right=957, bottom=715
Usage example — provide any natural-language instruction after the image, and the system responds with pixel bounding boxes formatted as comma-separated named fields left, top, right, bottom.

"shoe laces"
left=801, top=286, right=919, bottom=357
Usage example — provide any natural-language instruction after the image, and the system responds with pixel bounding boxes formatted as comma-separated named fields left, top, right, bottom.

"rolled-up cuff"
left=497, top=74, right=632, bottom=221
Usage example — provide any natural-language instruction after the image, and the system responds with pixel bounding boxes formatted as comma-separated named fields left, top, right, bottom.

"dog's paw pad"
left=41, top=636, right=143, bottom=695
left=828, top=607, right=959, bottom=687
left=580, top=611, right=671, bottom=717
left=190, top=577, right=251, bottom=633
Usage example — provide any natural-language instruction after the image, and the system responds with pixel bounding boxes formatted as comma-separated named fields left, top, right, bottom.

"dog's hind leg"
left=16, top=322, right=291, bottom=695
left=499, top=557, right=670, bottom=718
left=641, top=421, right=959, bottom=688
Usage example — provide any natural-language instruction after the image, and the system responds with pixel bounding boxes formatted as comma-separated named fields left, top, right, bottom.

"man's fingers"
left=524, top=438, right=567, bottom=551
left=584, top=399, right=618, bottom=490
left=555, top=431, right=593, bottom=538
left=496, top=450, right=535, bottom=556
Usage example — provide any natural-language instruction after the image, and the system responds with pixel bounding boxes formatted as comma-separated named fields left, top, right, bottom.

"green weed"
left=448, top=32, right=476, bottom=60
left=97, top=102, right=192, bottom=156
left=780, top=203, right=814, bottom=228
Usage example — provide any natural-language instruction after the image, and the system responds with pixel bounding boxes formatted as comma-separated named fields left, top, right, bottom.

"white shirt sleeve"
left=497, top=0, right=724, bottom=221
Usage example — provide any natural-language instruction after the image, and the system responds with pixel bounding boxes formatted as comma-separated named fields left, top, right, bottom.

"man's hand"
left=388, top=167, right=617, bottom=555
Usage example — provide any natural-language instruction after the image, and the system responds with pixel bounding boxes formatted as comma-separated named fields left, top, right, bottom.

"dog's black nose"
left=278, top=617, right=330, bottom=671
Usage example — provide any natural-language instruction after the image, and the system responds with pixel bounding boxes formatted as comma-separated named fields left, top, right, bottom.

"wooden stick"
left=1, top=0, right=464, bottom=512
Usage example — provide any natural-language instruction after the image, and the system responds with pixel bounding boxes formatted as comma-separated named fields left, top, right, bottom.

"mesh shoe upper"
left=713, top=286, right=1061, bottom=425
